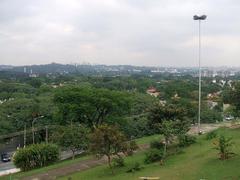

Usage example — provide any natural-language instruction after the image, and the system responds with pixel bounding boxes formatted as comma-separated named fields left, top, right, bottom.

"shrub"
left=126, top=162, right=143, bottom=173
left=150, top=140, right=164, bottom=150
left=122, top=140, right=138, bottom=156
left=201, top=109, right=222, bottom=123
left=178, top=134, right=196, bottom=147
left=129, top=140, right=138, bottom=151
left=112, top=156, right=125, bottom=167
left=125, top=140, right=139, bottom=156
left=13, top=143, right=59, bottom=171
left=213, top=135, right=234, bottom=160
left=206, top=131, right=217, bottom=140
left=144, top=148, right=164, bottom=164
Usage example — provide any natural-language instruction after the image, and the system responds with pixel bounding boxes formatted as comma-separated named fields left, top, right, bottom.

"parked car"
left=225, top=116, right=234, bottom=121
left=1, top=153, right=11, bottom=162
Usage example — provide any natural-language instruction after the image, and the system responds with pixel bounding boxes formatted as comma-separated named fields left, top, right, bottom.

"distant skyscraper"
left=24, top=67, right=27, bottom=73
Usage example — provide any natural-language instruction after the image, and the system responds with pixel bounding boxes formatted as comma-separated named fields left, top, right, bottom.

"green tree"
left=227, top=82, right=240, bottom=116
left=28, top=78, right=42, bottom=88
left=148, top=103, right=190, bottom=156
left=54, top=87, right=131, bottom=128
left=13, top=143, right=59, bottom=171
left=1, top=98, right=41, bottom=131
left=51, top=125, right=89, bottom=159
left=89, top=124, right=127, bottom=174
left=157, top=120, right=175, bottom=156
left=213, top=135, right=234, bottom=160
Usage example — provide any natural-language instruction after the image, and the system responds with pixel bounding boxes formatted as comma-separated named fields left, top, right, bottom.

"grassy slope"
left=1, top=155, right=90, bottom=180
left=58, top=128, right=240, bottom=180
left=1, top=134, right=161, bottom=180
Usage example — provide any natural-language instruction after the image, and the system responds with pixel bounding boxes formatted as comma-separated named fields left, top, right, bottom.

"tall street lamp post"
left=193, top=15, right=207, bottom=134
left=32, top=116, right=44, bottom=144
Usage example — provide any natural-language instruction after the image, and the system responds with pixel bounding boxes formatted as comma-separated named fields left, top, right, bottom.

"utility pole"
left=32, top=120, right=34, bottom=144
left=32, top=116, right=44, bottom=144
left=24, top=123, right=26, bottom=148
left=45, top=126, right=48, bottom=143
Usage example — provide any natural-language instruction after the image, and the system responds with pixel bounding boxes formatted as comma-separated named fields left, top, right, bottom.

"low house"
left=146, top=87, right=160, bottom=97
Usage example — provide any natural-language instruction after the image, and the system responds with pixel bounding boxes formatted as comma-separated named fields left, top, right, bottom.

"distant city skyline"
left=1, top=0, right=240, bottom=67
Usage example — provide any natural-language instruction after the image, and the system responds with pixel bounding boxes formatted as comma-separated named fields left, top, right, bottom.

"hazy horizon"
left=1, top=0, right=240, bottom=67
left=1, top=62, right=240, bottom=69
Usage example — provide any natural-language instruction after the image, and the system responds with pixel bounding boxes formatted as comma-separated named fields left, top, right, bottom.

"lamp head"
left=193, top=15, right=207, bottom=20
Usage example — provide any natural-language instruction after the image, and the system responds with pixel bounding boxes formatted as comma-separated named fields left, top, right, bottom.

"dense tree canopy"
left=51, top=125, right=89, bottom=159
left=54, top=86, right=132, bottom=128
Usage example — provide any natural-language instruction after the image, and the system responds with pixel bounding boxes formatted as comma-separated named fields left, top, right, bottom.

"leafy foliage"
left=226, top=82, right=240, bottom=116
left=178, top=134, right=196, bottom=147
left=148, top=103, right=191, bottom=156
left=126, top=162, right=143, bottom=173
left=213, top=135, right=234, bottom=160
left=150, top=140, right=165, bottom=150
left=54, top=87, right=131, bottom=127
left=123, top=140, right=138, bottom=156
left=51, top=125, right=89, bottom=159
left=206, top=131, right=218, bottom=140
left=201, top=108, right=222, bottom=123
left=89, top=124, right=128, bottom=173
left=13, top=143, right=59, bottom=171
left=112, top=156, right=125, bottom=167
left=148, top=103, right=187, bottom=125
left=144, top=148, right=164, bottom=164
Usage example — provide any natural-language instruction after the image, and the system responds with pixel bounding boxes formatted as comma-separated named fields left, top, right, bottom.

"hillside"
left=59, top=127, right=240, bottom=180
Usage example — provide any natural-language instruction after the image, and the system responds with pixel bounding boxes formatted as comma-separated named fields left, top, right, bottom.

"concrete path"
left=0, top=168, right=20, bottom=176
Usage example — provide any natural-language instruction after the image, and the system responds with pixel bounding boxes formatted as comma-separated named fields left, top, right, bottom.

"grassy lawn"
left=58, top=128, right=240, bottom=180
left=135, top=134, right=161, bottom=145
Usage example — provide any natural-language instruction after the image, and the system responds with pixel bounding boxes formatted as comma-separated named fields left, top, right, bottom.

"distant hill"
left=3, top=63, right=237, bottom=77
left=0, top=63, right=154, bottom=75
left=0, top=65, right=13, bottom=70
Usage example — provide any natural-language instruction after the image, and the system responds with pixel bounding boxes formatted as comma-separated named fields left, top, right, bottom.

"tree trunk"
left=72, top=150, right=75, bottom=160
left=163, top=137, right=167, bottom=158
left=107, top=155, right=114, bottom=174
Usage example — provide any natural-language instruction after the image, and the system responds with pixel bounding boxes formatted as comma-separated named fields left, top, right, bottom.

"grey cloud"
left=0, top=0, right=240, bottom=66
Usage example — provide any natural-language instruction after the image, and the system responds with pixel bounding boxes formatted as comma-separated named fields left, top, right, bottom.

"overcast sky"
left=0, top=0, right=240, bottom=67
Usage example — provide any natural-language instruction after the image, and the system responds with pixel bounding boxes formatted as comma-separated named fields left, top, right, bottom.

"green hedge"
left=144, top=148, right=164, bottom=164
left=150, top=140, right=165, bottom=150
left=13, top=143, right=60, bottom=171
left=178, top=134, right=196, bottom=147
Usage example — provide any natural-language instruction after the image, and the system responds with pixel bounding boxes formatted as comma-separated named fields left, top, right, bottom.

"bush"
left=129, top=140, right=138, bottom=151
left=150, top=140, right=164, bottom=150
left=126, top=162, right=143, bottom=173
left=13, top=143, right=59, bottom=171
left=213, top=135, right=234, bottom=160
left=144, top=148, right=164, bottom=164
left=201, top=109, right=222, bottom=123
left=178, top=134, right=196, bottom=147
left=123, top=140, right=138, bottom=156
left=126, top=140, right=139, bottom=156
left=206, top=131, right=217, bottom=140
left=112, top=156, right=125, bottom=167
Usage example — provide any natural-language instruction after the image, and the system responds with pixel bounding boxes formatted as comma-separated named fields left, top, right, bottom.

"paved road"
left=0, top=161, right=15, bottom=172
